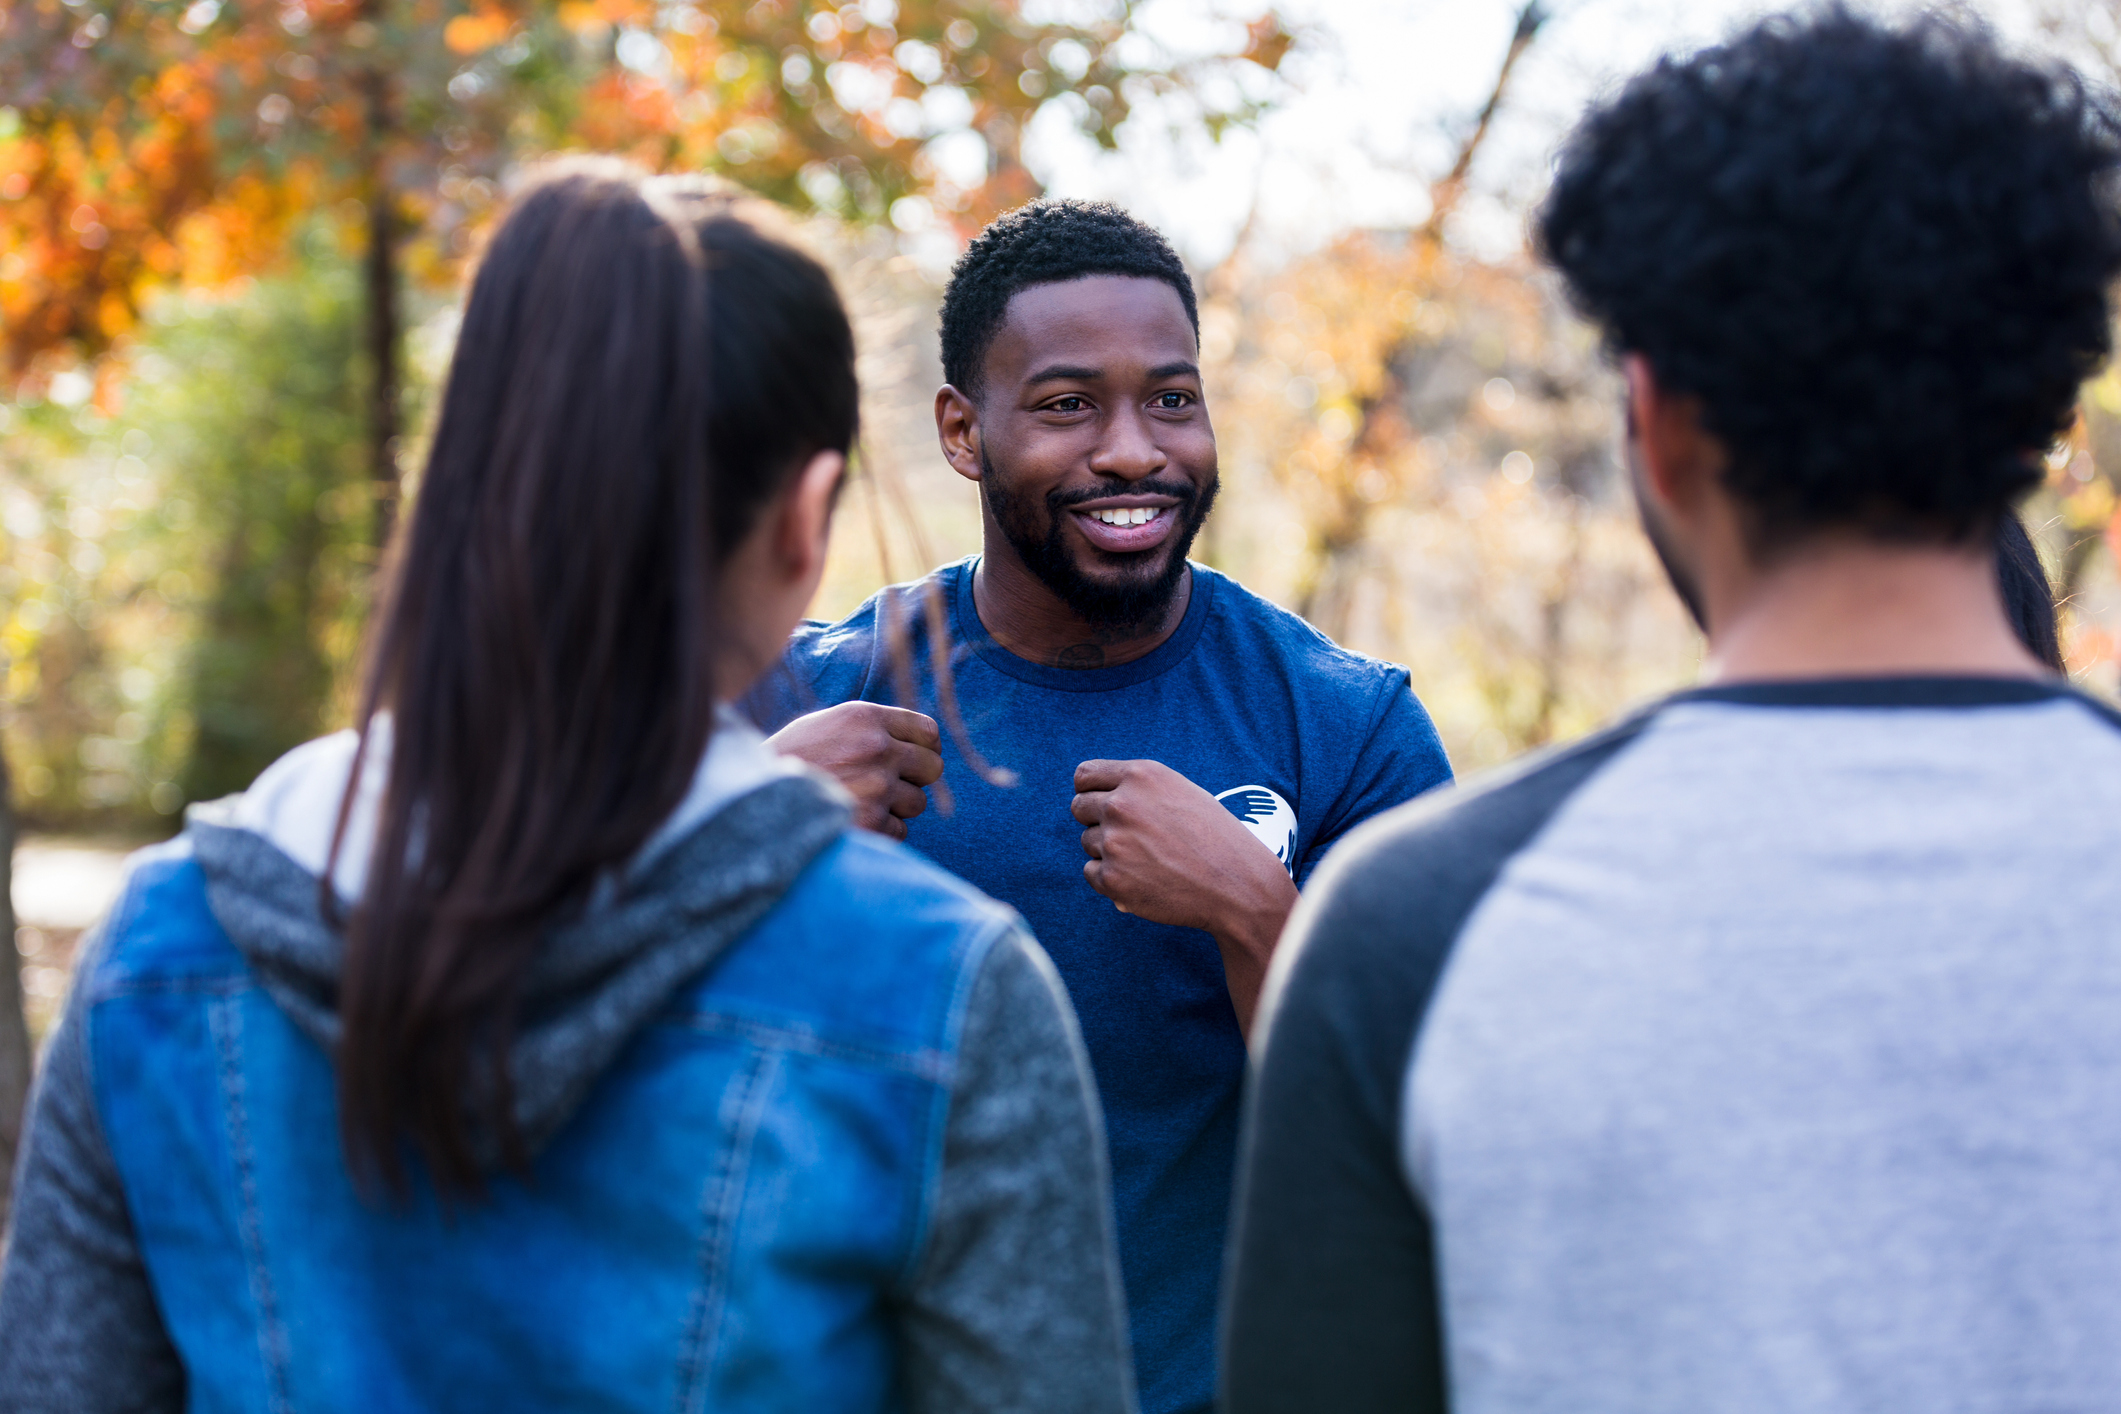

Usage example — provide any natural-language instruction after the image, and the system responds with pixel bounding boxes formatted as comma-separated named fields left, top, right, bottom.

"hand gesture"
left=767, top=703, right=943, bottom=840
left=1071, top=759, right=1299, bottom=1034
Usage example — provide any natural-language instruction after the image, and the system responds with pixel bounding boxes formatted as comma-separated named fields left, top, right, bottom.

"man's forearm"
left=1210, top=867, right=1300, bottom=1037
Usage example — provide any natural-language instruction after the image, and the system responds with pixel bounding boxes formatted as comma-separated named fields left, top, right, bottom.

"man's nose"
left=1087, top=406, right=1169, bottom=481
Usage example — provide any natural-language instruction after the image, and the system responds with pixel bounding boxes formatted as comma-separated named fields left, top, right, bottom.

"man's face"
left=972, top=275, right=1218, bottom=632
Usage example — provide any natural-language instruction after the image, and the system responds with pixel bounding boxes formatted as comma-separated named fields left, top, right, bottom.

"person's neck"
left=1702, top=536, right=2050, bottom=684
left=971, top=536, right=1192, bottom=672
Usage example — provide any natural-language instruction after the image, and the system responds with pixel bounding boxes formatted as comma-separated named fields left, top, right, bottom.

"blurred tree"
left=0, top=0, right=1293, bottom=541
left=1205, top=2, right=1545, bottom=635
left=131, top=250, right=374, bottom=803
left=0, top=747, right=22, bottom=1230
left=0, top=235, right=373, bottom=825
left=1199, top=2, right=1701, bottom=764
left=2030, top=0, right=2121, bottom=689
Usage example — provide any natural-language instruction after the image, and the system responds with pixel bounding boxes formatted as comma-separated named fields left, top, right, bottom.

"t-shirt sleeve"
left=1223, top=715, right=1656, bottom=1413
left=1297, top=670, right=1454, bottom=885
left=1221, top=822, right=1455, bottom=1414
left=894, top=924, right=1136, bottom=1414
left=743, top=594, right=917, bottom=737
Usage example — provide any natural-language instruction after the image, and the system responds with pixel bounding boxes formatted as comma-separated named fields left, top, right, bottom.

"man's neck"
left=971, top=537, right=1192, bottom=672
left=1703, top=537, right=2050, bottom=684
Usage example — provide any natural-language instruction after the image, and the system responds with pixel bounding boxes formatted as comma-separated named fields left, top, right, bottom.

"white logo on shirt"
left=1216, top=784, right=1297, bottom=873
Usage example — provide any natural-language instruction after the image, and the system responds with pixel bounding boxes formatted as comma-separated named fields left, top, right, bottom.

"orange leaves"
left=1241, top=13, right=1295, bottom=73
left=1, top=0, right=1291, bottom=390
left=557, top=0, right=652, bottom=33
left=444, top=6, right=513, bottom=55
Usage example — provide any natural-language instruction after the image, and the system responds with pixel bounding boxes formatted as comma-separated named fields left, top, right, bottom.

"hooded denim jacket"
left=0, top=724, right=1136, bottom=1414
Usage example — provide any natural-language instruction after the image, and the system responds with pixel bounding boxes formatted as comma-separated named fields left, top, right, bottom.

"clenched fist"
left=1071, top=759, right=1300, bottom=1035
left=768, top=703, right=943, bottom=840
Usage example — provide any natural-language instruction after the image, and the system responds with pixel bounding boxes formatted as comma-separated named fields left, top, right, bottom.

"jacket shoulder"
left=686, top=830, right=1026, bottom=1058
left=81, top=837, right=248, bottom=1000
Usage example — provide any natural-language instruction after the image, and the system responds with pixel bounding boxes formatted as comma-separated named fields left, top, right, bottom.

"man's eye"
left=1049, top=396, right=1087, bottom=412
left=1154, top=392, right=1192, bottom=409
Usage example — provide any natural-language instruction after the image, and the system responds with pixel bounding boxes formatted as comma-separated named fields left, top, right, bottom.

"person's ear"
left=936, top=385, right=984, bottom=485
left=776, top=449, right=845, bottom=585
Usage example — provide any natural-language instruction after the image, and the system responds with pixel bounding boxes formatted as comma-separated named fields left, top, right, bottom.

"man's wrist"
left=1210, top=863, right=1300, bottom=971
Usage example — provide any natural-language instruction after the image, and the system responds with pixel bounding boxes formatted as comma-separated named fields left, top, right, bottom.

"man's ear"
left=777, top=449, right=845, bottom=583
left=935, top=385, right=984, bottom=485
left=1623, top=353, right=1719, bottom=517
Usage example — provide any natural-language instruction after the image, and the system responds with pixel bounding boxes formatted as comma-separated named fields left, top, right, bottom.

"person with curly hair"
left=1225, top=9, right=2121, bottom=1411
left=750, top=199, right=1453, bottom=1414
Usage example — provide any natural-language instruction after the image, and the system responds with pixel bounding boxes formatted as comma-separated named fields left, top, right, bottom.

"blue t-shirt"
left=747, top=558, right=1453, bottom=1414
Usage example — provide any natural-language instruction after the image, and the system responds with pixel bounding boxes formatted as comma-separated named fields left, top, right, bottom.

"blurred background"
left=3, top=0, right=2120, bottom=1186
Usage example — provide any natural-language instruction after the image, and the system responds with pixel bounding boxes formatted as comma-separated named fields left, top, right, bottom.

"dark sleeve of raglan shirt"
left=0, top=928, right=187, bottom=1413
left=1221, top=721, right=1649, bottom=1414
left=1296, top=671, right=1455, bottom=886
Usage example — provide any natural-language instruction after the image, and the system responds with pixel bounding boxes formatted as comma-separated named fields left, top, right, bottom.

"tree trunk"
left=362, top=3, right=401, bottom=551
left=1416, top=2, right=1548, bottom=248
left=366, top=184, right=400, bottom=550
left=0, top=746, right=28, bottom=1236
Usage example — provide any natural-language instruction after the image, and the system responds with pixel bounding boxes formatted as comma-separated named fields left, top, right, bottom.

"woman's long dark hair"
left=333, top=160, right=858, bottom=1196
left=1996, top=510, right=2064, bottom=673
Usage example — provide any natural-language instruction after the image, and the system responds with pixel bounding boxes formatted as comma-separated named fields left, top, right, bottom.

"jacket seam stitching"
left=662, top=1012, right=951, bottom=1082
left=92, top=975, right=252, bottom=998
left=209, top=994, right=294, bottom=1413
left=673, top=1046, right=781, bottom=1413
left=892, top=910, right=1012, bottom=1294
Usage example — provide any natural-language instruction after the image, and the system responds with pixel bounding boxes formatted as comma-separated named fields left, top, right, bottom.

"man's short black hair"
left=1536, top=6, right=2121, bottom=545
left=940, top=199, right=1199, bottom=396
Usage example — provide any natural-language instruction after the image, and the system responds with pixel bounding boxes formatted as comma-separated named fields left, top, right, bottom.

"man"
left=753, top=200, right=1452, bottom=1414
left=1224, top=10, right=2121, bottom=1413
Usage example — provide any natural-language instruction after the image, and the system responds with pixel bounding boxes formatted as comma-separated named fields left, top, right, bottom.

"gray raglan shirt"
left=1226, top=676, right=2121, bottom=1414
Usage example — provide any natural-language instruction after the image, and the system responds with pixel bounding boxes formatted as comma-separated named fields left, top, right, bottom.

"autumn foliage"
left=0, top=0, right=1291, bottom=392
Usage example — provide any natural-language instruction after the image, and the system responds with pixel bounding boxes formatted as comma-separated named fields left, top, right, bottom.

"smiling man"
left=749, top=200, right=1453, bottom=1414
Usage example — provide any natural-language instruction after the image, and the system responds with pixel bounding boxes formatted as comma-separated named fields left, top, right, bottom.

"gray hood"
left=188, top=744, right=850, bottom=1166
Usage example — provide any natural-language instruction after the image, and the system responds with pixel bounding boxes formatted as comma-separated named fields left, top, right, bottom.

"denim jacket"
left=0, top=727, right=1135, bottom=1414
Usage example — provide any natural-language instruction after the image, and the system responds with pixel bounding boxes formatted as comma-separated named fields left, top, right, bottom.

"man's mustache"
left=1047, top=479, right=1200, bottom=512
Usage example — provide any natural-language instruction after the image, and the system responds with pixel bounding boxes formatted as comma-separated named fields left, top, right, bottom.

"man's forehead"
left=988, top=275, right=1195, bottom=376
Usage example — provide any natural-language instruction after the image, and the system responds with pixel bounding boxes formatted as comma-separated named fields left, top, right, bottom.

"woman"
left=0, top=161, right=1135, bottom=1414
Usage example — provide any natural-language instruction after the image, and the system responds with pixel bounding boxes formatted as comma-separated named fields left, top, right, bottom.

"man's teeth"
left=1089, top=507, right=1162, bottom=526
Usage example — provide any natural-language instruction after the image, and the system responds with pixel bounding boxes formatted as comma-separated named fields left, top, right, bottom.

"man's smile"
left=1066, top=494, right=1184, bottom=554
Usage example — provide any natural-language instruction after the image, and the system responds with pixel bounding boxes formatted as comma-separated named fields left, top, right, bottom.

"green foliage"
left=135, top=252, right=373, bottom=804
left=0, top=238, right=376, bottom=824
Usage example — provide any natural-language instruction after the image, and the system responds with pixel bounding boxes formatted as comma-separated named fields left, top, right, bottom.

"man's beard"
left=1624, top=414, right=1708, bottom=632
left=1633, top=470, right=1708, bottom=632
left=983, top=447, right=1218, bottom=636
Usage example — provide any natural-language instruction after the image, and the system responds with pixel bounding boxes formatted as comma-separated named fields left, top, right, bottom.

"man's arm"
left=1069, top=760, right=1296, bottom=1034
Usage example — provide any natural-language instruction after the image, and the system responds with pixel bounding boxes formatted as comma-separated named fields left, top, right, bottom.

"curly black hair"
left=940, top=199, right=1198, bottom=396
left=1536, top=6, right=2121, bottom=546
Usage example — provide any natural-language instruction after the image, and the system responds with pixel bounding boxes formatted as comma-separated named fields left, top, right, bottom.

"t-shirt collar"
left=948, top=555, right=1218, bottom=692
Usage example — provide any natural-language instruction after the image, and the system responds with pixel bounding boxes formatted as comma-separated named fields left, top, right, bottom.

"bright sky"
left=1022, top=0, right=2050, bottom=269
